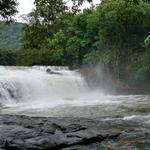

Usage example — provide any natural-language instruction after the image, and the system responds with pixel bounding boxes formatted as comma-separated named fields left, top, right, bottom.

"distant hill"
left=0, top=21, right=25, bottom=50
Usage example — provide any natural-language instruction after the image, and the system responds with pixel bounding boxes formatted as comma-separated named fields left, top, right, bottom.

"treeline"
left=0, top=21, right=23, bottom=65
left=0, top=0, right=150, bottom=89
left=0, top=21, right=24, bottom=49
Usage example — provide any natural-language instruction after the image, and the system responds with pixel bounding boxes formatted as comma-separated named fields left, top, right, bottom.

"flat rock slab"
left=0, top=115, right=150, bottom=150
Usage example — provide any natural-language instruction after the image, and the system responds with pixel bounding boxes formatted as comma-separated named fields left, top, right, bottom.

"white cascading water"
left=0, top=66, right=149, bottom=118
left=0, top=66, right=108, bottom=115
left=0, top=66, right=89, bottom=109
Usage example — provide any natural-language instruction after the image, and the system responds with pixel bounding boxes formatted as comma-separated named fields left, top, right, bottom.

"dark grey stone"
left=0, top=115, right=150, bottom=150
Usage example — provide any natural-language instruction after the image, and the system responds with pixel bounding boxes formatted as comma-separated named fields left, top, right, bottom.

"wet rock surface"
left=0, top=115, right=150, bottom=150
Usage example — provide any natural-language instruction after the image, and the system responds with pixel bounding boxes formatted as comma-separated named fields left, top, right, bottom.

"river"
left=0, top=66, right=149, bottom=120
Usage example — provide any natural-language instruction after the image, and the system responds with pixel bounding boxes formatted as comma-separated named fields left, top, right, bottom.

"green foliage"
left=23, top=0, right=68, bottom=50
left=46, top=31, right=66, bottom=65
left=0, top=0, right=18, bottom=21
left=17, top=48, right=51, bottom=66
left=0, top=22, right=24, bottom=50
left=0, top=44, right=16, bottom=65
left=85, top=0, right=150, bottom=80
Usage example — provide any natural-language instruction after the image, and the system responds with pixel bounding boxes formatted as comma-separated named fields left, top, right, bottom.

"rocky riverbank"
left=0, top=115, right=150, bottom=150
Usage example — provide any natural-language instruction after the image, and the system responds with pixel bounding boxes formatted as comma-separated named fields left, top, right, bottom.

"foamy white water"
left=0, top=66, right=150, bottom=118
left=0, top=66, right=85, bottom=105
left=0, top=66, right=104, bottom=113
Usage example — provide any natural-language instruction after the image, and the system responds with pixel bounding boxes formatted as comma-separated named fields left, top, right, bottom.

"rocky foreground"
left=0, top=115, right=150, bottom=150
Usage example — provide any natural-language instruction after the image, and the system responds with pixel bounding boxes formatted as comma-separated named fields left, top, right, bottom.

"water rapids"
left=0, top=66, right=149, bottom=119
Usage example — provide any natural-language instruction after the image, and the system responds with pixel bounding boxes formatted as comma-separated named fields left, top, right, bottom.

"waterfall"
left=0, top=66, right=87, bottom=108
left=0, top=66, right=145, bottom=118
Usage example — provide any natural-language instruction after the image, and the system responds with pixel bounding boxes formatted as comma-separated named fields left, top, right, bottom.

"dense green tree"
left=0, top=44, right=16, bottom=65
left=0, top=0, right=18, bottom=21
left=85, top=0, right=150, bottom=80
left=21, top=0, right=93, bottom=65
left=0, top=22, right=24, bottom=49
left=23, top=0, right=67, bottom=49
left=23, top=0, right=93, bottom=49
left=65, top=9, right=92, bottom=65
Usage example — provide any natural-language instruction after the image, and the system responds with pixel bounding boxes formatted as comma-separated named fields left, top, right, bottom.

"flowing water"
left=0, top=66, right=150, bottom=120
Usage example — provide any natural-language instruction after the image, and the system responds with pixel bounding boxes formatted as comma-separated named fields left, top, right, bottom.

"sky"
left=16, top=0, right=100, bottom=22
left=16, top=0, right=35, bottom=22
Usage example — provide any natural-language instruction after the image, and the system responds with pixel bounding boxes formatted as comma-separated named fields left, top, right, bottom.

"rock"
left=46, top=68, right=62, bottom=75
left=0, top=115, right=150, bottom=150
left=46, top=68, right=51, bottom=73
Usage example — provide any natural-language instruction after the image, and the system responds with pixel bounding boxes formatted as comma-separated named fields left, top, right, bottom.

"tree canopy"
left=0, top=0, right=18, bottom=21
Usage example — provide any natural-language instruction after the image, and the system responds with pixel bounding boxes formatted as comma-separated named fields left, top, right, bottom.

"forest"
left=0, top=0, right=150, bottom=91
